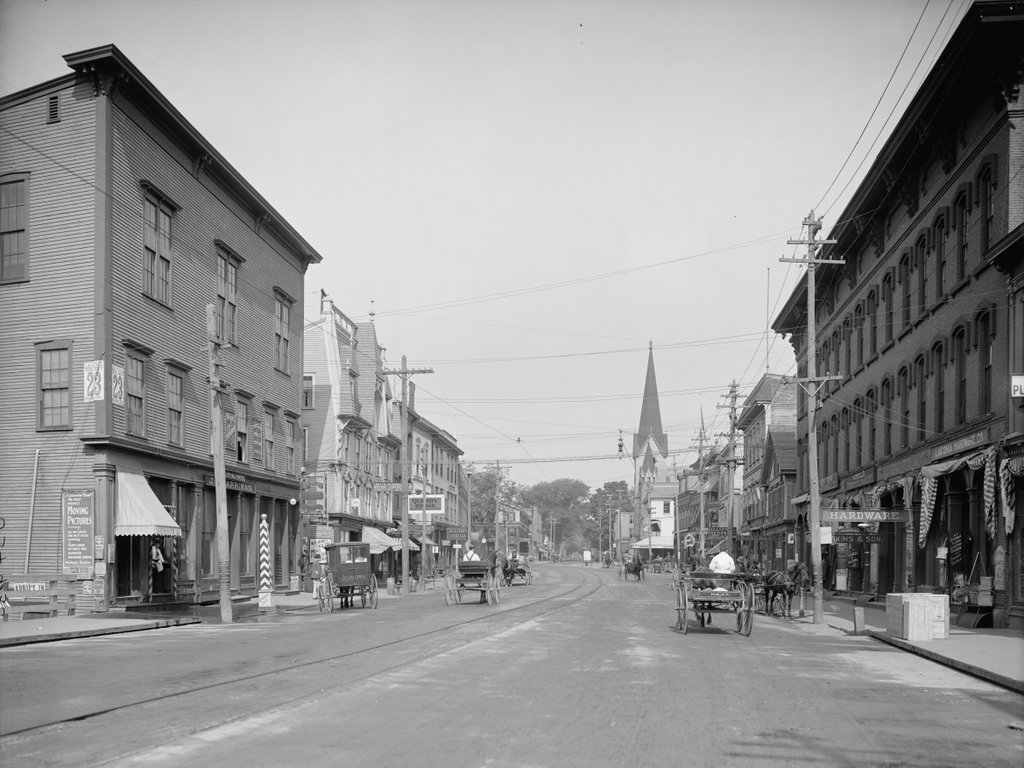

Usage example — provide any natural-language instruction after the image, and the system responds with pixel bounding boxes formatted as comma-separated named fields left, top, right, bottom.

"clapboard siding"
left=0, top=81, right=98, bottom=574
left=107, top=99, right=304, bottom=474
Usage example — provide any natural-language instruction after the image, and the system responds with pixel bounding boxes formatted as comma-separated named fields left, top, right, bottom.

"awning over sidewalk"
left=115, top=469, right=182, bottom=537
left=361, top=526, right=417, bottom=554
left=411, top=535, right=438, bottom=548
left=630, top=535, right=674, bottom=550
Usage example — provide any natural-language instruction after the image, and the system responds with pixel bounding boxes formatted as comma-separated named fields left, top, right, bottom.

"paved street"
left=1, top=563, right=1021, bottom=768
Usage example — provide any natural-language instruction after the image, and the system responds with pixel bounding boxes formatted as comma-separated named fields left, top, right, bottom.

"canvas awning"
left=411, top=535, right=438, bottom=548
left=115, top=469, right=182, bottom=537
left=629, top=535, right=674, bottom=550
left=361, top=526, right=417, bottom=554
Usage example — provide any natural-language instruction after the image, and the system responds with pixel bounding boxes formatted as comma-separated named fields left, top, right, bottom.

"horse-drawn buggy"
left=501, top=555, right=532, bottom=587
left=444, top=557, right=502, bottom=605
left=323, top=542, right=378, bottom=611
left=751, top=562, right=808, bottom=617
left=619, top=556, right=645, bottom=582
left=673, top=568, right=755, bottom=636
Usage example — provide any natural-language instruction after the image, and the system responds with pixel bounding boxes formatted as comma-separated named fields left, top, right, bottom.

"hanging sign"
left=821, top=507, right=909, bottom=523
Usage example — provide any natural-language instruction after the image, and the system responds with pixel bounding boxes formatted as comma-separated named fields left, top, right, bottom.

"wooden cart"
left=674, top=570, right=754, bottom=636
left=443, top=561, right=501, bottom=605
left=324, top=542, right=378, bottom=611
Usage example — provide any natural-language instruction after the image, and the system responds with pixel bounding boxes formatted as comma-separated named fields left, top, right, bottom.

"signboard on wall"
left=1013, top=375, right=1024, bottom=398
left=249, top=415, right=263, bottom=463
left=63, top=489, right=95, bottom=577
left=84, top=360, right=104, bottom=402
left=110, top=365, right=124, bottom=406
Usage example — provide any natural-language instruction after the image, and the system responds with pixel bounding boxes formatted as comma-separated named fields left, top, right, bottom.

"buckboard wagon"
left=673, top=570, right=755, bottom=636
left=323, top=542, right=378, bottom=611
left=444, top=561, right=501, bottom=605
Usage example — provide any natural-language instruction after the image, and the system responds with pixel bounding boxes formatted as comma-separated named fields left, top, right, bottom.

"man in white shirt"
left=462, top=545, right=480, bottom=562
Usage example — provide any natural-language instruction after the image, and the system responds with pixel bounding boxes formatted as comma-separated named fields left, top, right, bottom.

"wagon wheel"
left=736, top=582, right=753, bottom=636
left=490, top=573, right=501, bottom=605
left=368, top=574, right=379, bottom=609
left=676, top=582, right=689, bottom=634
left=443, top=573, right=455, bottom=606
left=317, top=582, right=327, bottom=612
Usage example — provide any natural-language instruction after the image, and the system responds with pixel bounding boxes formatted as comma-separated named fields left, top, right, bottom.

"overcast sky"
left=0, top=0, right=970, bottom=490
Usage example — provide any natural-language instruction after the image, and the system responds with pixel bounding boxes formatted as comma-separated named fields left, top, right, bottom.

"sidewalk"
left=793, top=593, right=1024, bottom=695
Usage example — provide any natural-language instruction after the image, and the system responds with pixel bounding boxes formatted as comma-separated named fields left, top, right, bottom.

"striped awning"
left=115, top=469, right=182, bottom=537
left=918, top=447, right=996, bottom=547
left=1001, top=457, right=1024, bottom=535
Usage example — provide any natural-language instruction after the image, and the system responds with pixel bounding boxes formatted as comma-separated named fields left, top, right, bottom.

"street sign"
left=375, top=482, right=404, bottom=492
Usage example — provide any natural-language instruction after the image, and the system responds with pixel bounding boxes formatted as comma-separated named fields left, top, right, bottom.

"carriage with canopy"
left=322, top=542, right=379, bottom=610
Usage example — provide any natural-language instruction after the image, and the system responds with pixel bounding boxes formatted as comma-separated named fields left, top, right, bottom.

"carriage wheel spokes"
left=444, top=573, right=455, bottom=606
left=369, top=574, right=379, bottom=609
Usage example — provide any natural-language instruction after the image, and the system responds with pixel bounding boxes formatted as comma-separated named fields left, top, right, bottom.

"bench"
left=1, top=577, right=76, bottom=621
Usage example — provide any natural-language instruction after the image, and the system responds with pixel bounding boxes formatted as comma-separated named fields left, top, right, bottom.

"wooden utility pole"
left=383, top=355, right=433, bottom=596
left=725, top=381, right=739, bottom=555
left=781, top=210, right=840, bottom=624
left=494, top=460, right=501, bottom=558
left=206, top=305, right=232, bottom=623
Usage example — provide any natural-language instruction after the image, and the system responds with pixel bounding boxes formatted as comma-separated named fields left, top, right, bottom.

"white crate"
left=886, top=593, right=949, bottom=641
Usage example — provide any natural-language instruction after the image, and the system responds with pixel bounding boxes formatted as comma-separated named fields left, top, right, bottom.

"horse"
left=624, top=556, right=645, bottom=582
left=763, top=561, right=809, bottom=617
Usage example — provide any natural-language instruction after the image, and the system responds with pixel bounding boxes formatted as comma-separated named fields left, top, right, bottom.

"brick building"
left=773, top=3, right=1023, bottom=627
left=0, top=46, right=321, bottom=611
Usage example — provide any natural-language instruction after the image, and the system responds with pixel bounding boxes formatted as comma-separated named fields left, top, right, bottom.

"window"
left=125, top=353, right=146, bottom=437
left=933, top=216, right=946, bottom=301
left=143, top=194, right=173, bottom=305
left=168, top=371, right=184, bottom=447
left=854, top=306, right=864, bottom=368
left=37, top=343, right=71, bottom=429
left=286, top=420, right=296, bottom=475
left=900, top=254, right=911, bottom=328
left=1, top=175, right=29, bottom=283
left=915, top=237, right=927, bottom=318
left=236, top=401, right=249, bottom=462
left=843, top=320, right=852, bottom=378
left=831, top=416, right=840, bottom=475
left=932, top=344, right=945, bottom=434
left=867, top=291, right=877, bottom=356
left=898, top=368, right=910, bottom=449
left=264, top=411, right=276, bottom=471
left=882, top=274, right=894, bottom=343
left=302, top=426, right=308, bottom=469
left=201, top=493, right=215, bottom=576
left=216, top=249, right=238, bottom=344
left=979, top=167, right=994, bottom=253
left=842, top=409, right=850, bottom=472
left=239, top=502, right=252, bottom=576
left=881, top=380, right=893, bottom=456
left=954, top=194, right=969, bottom=282
left=275, top=297, right=291, bottom=373
left=302, top=374, right=314, bottom=409
left=866, top=389, right=876, bottom=463
left=953, top=330, right=966, bottom=425
left=915, top=356, right=927, bottom=442
left=978, top=313, right=992, bottom=413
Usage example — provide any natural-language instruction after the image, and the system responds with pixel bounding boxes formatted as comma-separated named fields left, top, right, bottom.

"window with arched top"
left=977, top=311, right=993, bottom=412
left=976, top=161, right=996, bottom=253
left=853, top=398, right=863, bottom=469
left=867, top=291, right=878, bottom=357
left=831, top=414, right=840, bottom=475
left=898, top=368, right=910, bottom=449
left=931, top=342, right=945, bottom=434
left=842, top=408, right=851, bottom=472
left=953, top=192, right=970, bottom=282
left=900, top=253, right=912, bottom=328
left=881, top=379, right=893, bottom=456
left=915, top=355, right=927, bottom=441
left=915, top=235, right=928, bottom=315
left=865, top=389, right=876, bottom=463
left=854, top=305, right=864, bottom=369
left=952, top=328, right=966, bottom=425
left=882, top=274, right=894, bottom=343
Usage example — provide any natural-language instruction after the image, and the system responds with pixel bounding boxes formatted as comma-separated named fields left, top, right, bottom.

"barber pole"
left=258, top=512, right=273, bottom=609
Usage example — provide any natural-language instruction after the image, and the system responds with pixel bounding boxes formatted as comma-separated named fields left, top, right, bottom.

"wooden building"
left=0, top=46, right=321, bottom=611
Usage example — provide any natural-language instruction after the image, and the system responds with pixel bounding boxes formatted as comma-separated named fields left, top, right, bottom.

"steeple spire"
left=633, top=342, right=667, bottom=462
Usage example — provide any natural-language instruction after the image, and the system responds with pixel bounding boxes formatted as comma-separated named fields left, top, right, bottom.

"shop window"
left=201, top=491, right=215, bottom=576
left=240, top=501, right=252, bottom=575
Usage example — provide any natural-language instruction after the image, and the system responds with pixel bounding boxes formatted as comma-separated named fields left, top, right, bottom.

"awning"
left=361, top=526, right=417, bottom=554
left=115, top=469, right=182, bottom=537
left=411, top=535, right=438, bottom=548
left=630, top=535, right=674, bottom=550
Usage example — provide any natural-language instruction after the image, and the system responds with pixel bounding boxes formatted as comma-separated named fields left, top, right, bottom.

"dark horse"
left=624, top=557, right=645, bottom=582
left=763, top=561, right=809, bottom=617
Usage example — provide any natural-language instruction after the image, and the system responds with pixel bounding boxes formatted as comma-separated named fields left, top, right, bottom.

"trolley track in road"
left=1, top=566, right=603, bottom=755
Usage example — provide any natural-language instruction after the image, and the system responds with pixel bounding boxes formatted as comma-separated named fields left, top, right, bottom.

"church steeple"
left=633, top=341, right=668, bottom=465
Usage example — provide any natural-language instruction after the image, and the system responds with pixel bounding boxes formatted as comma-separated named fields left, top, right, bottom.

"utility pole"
left=383, top=355, right=433, bottom=596
left=781, top=210, right=841, bottom=624
left=494, top=460, right=501, bottom=558
left=206, top=305, right=232, bottom=624
left=719, top=381, right=740, bottom=555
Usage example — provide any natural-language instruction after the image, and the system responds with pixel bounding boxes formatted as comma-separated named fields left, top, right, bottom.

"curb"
left=0, top=616, right=202, bottom=648
left=867, top=629, right=1024, bottom=695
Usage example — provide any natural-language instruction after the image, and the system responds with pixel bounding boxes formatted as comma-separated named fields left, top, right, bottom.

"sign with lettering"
left=1012, top=374, right=1024, bottom=398
left=831, top=532, right=883, bottom=544
left=248, top=415, right=263, bottom=463
left=821, top=507, right=909, bottom=523
left=930, top=427, right=989, bottom=461
left=84, top=360, right=104, bottom=402
left=63, top=489, right=95, bottom=577
left=110, top=365, right=124, bottom=406
left=204, top=475, right=256, bottom=494
left=408, top=495, right=444, bottom=513
left=446, top=526, right=468, bottom=541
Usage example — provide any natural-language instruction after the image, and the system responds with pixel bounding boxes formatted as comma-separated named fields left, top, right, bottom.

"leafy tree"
left=521, top=479, right=591, bottom=555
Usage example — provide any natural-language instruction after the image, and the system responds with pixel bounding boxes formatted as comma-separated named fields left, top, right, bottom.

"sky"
left=0, top=0, right=971, bottom=491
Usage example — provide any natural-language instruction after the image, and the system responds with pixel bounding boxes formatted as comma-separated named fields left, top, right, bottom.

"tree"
left=522, top=479, right=591, bottom=555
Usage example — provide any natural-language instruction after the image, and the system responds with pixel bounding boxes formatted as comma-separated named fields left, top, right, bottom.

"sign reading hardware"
left=821, top=507, right=909, bottom=523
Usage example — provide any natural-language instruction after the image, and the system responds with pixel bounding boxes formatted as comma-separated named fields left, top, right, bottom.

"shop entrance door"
left=115, top=535, right=147, bottom=598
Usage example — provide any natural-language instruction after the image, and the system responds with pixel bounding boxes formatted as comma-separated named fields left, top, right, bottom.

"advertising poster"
left=63, top=489, right=95, bottom=577
left=111, top=365, right=125, bottom=405
left=84, top=360, right=104, bottom=402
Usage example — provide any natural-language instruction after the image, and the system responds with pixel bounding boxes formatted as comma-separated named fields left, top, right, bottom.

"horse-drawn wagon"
left=501, top=555, right=532, bottom=586
left=673, top=569, right=755, bottom=636
left=323, top=542, right=378, bottom=611
left=444, top=559, right=501, bottom=605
